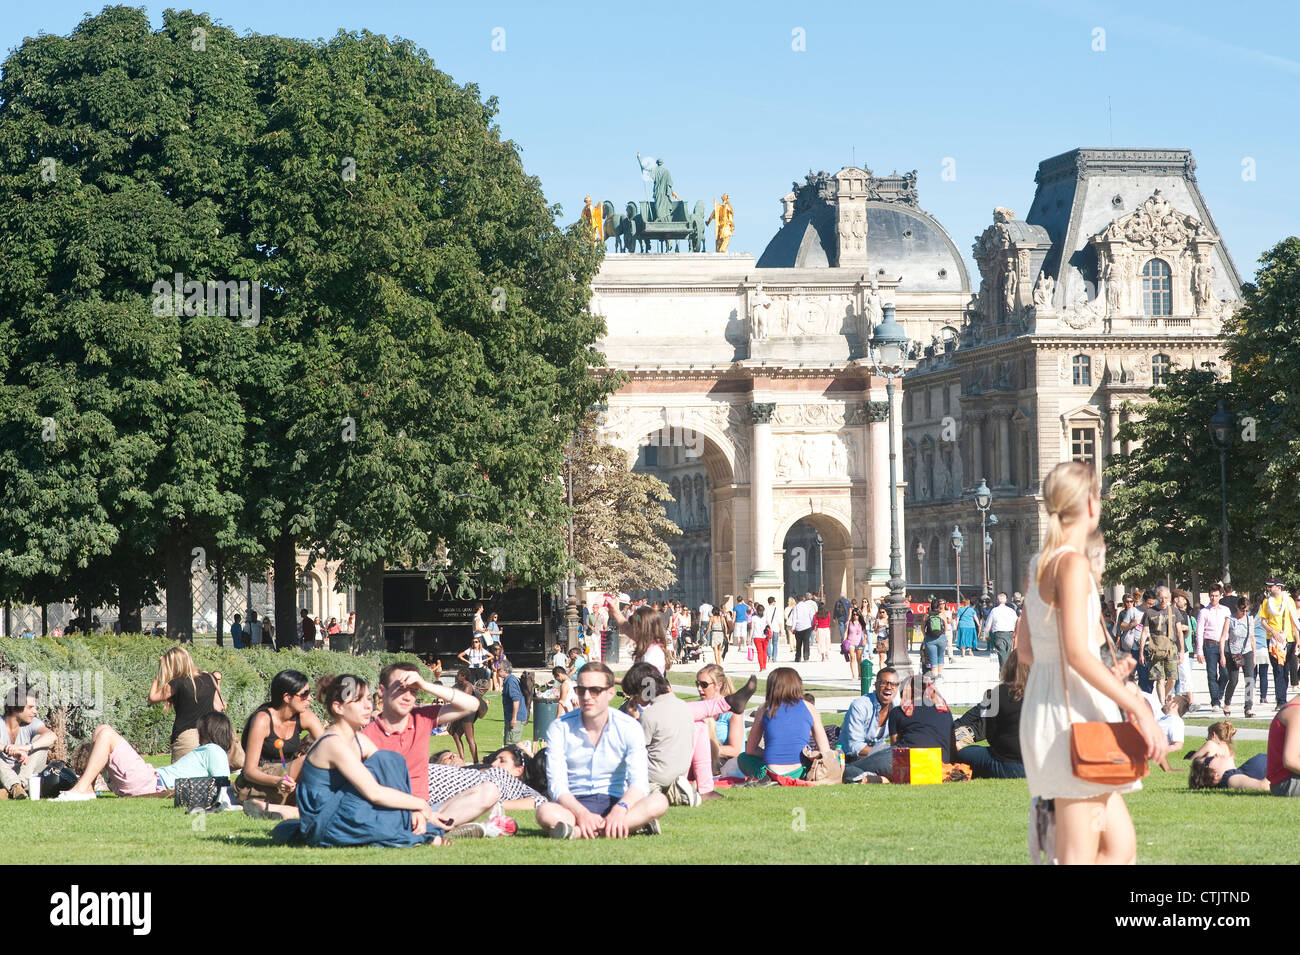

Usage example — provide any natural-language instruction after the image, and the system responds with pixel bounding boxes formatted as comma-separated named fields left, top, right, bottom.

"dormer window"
left=1142, top=259, right=1172, bottom=316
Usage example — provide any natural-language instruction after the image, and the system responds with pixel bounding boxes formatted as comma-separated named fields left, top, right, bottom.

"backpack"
left=926, top=613, right=945, bottom=637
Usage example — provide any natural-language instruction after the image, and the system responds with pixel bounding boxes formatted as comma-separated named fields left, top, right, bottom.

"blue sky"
left=3, top=0, right=1296, bottom=282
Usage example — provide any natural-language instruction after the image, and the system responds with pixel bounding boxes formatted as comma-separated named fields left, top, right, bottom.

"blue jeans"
left=1204, top=642, right=1224, bottom=706
left=843, top=746, right=896, bottom=782
left=1257, top=659, right=1270, bottom=702
left=924, top=639, right=948, bottom=669
left=1271, top=658, right=1288, bottom=705
left=955, top=744, right=1025, bottom=779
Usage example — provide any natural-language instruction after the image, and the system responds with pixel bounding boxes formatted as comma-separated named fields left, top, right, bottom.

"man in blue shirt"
left=841, top=667, right=900, bottom=783
left=538, top=662, right=668, bottom=839
left=230, top=613, right=244, bottom=649
left=501, top=662, right=529, bottom=747
left=733, top=598, right=750, bottom=646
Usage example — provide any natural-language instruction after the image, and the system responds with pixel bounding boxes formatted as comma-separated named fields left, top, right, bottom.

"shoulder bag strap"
left=1048, top=550, right=1121, bottom=723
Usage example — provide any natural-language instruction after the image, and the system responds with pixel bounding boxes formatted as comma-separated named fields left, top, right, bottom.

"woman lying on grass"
left=260, top=675, right=450, bottom=848
left=54, top=713, right=235, bottom=801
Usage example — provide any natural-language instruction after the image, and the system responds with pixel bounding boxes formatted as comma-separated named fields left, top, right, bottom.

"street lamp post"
left=815, top=532, right=824, bottom=598
left=916, top=541, right=926, bottom=591
left=951, top=526, right=964, bottom=603
left=1210, top=399, right=1234, bottom=588
left=869, top=304, right=911, bottom=681
left=977, top=478, right=993, bottom=597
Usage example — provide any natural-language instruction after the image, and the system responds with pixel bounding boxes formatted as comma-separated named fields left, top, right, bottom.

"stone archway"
left=614, top=404, right=742, bottom=605
left=777, top=511, right=853, bottom=607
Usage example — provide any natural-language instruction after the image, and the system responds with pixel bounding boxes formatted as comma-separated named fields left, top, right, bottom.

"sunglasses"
left=696, top=680, right=714, bottom=688
left=295, top=689, right=312, bottom=699
left=879, top=681, right=899, bottom=688
left=575, top=684, right=611, bottom=696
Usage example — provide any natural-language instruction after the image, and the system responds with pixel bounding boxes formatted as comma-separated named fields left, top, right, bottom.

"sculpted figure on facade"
left=1001, top=260, right=1017, bottom=319
left=1032, top=270, right=1055, bottom=309
left=1193, top=261, right=1215, bottom=315
left=750, top=283, right=772, bottom=341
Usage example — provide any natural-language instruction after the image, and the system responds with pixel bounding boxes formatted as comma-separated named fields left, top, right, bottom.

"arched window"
left=1141, top=259, right=1172, bottom=316
left=1151, top=353, right=1172, bottom=386
left=1072, top=354, right=1091, bottom=387
left=297, top=574, right=313, bottom=614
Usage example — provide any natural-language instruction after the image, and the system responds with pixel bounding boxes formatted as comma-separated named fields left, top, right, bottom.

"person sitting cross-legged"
left=953, top=651, right=1027, bottom=779
left=538, top=662, right=668, bottom=839
left=840, top=668, right=899, bottom=783
left=54, top=713, right=235, bottom=801
left=1, top=692, right=56, bottom=799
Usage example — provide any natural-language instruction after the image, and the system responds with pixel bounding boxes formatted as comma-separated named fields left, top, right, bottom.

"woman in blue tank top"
left=738, top=667, right=833, bottom=779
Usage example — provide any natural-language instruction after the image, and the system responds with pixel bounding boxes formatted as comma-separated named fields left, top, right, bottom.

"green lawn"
left=3, top=694, right=1284, bottom=865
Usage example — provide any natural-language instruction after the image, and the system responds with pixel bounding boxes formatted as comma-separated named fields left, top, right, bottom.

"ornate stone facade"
left=905, top=147, right=1242, bottom=598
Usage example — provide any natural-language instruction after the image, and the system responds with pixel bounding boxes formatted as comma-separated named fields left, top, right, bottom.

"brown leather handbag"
left=1054, top=595, right=1149, bottom=785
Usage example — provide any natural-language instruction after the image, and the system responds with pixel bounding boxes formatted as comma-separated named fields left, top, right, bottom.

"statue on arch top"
left=707, top=193, right=734, bottom=252
left=639, top=152, right=679, bottom=222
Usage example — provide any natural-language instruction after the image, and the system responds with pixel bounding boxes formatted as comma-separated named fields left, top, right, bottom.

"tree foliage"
left=0, top=9, right=610, bottom=632
left=568, top=416, right=679, bottom=593
left=1102, top=237, right=1300, bottom=589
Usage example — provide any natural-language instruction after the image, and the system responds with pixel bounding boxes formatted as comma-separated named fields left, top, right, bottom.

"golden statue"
left=706, top=193, right=734, bottom=252
left=580, top=195, right=604, bottom=249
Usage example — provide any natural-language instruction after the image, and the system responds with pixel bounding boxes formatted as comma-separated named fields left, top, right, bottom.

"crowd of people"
left=5, top=475, right=1300, bottom=864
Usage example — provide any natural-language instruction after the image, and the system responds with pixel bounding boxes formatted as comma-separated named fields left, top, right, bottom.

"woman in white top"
left=1017, top=461, right=1160, bottom=865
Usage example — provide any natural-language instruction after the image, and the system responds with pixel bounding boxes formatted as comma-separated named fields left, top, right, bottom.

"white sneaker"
left=1210, top=706, right=1223, bottom=716
left=52, top=790, right=95, bottom=802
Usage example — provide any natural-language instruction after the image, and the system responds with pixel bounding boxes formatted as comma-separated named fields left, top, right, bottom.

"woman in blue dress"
left=270, top=674, right=449, bottom=848
left=955, top=599, right=979, bottom=656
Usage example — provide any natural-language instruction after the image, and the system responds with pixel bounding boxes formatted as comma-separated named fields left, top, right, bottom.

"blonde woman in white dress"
left=1017, top=462, right=1161, bottom=864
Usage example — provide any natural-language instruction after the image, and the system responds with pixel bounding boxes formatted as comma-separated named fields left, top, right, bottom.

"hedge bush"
left=0, top=635, right=433, bottom=755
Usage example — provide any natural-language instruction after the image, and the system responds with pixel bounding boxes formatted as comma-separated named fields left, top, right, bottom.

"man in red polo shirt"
left=361, top=662, right=486, bottom=813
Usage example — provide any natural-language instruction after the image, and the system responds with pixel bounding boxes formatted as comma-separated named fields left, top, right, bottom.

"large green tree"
left=1100, top=368, right=1262, bottom=587
left=0, top=11, right=610, bottom=644
left=239, top=30, right=608, bottom=645
left=1222, top=237, right=1300, bottom=581
left=0, top=8, right=261, bottom=638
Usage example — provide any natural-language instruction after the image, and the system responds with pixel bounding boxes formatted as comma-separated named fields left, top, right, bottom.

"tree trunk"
left=273, top=533, right=298, bottom=649
left=119, top=580, right=143, bottom=634
left=353, top=559, right=385, bottom=654
left=165, top=525, right=194, bottom=643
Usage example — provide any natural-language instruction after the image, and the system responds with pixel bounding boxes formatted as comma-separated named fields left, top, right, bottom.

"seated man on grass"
left=840, top=673, right=956, bottom=780
left=840, top=668, right=899, bottom=783
left=55, top=713, right=234, bottom=801
left=539, top=662, right=668, bottom=839
left=1, top=692, right=56, bottom=799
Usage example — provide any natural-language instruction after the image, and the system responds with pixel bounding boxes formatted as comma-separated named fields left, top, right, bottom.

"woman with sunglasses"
left=696, top=664, right=746, bottom=778
left=268, top=675, right=448, bottom=847
left=234, top=670, right=325, bottom=807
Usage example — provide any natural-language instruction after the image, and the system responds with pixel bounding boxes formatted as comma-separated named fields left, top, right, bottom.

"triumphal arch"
left=591, top=163, right=970, bottom=609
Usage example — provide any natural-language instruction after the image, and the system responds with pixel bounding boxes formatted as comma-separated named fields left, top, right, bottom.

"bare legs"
left=537, top=791, right=669, bottom=838
left=1055, top=792, right=1137, bottom=865
left=68, top=724, right=124, bottom=794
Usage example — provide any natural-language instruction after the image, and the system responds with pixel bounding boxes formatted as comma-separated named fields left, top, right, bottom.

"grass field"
left=3, top=686, right=1285, bottom=865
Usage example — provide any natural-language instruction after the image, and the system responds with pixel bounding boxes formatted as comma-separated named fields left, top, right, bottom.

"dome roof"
left=756, top=201, right=970, bottom=292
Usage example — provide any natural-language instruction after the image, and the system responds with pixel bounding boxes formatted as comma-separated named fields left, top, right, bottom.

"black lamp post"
left=1210, top=399, right=1234, bottom=588
left=951, top=525, right=964, bottom=601
left=869, top=303, right=911, bottom=680
left=974, top=479, right=996, bottom=599
left=815, top=532, right=824, bottom=597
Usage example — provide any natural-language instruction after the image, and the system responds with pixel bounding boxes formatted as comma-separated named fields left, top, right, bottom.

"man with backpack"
left=921, top=599, right=950, bottom=682
left=833, top=594, right=852, bottom=644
